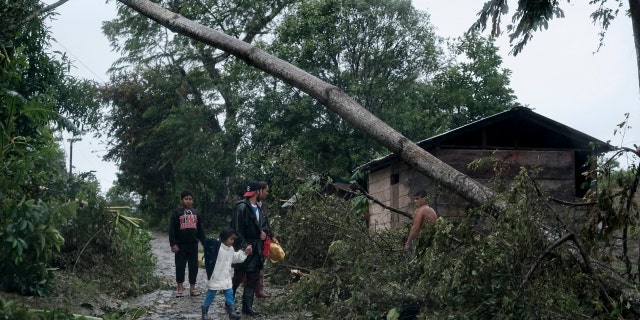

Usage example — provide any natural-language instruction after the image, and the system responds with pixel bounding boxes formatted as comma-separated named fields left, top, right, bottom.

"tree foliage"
left=0, top=0, right=76, bottom=296
left=428, top=31, right=519, bottom=129
left=101, top=0, right=300, bottom=225
left=470, top=0, right=640, bottom=96
left=471, top=0, right=626, bottom=55
left=0, top=0, right=152, bottom=299
left=239, top=0, right=443, bottom=176
left=99, top=69, right=188, bottom=224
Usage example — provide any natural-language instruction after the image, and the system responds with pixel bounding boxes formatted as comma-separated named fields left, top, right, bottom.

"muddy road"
left=123, top=231, right=291, bottom=320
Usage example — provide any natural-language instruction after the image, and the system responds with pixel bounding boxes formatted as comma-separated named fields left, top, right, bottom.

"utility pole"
left=67, top=135, right=82, bottom=179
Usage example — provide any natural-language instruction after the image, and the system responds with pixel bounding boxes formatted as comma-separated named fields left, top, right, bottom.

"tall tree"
left=239, top=0, right=441, bottom=176
left=101, top=0, right=299, bottom=223
left=427, top=31, right=518, bottom=129
left=99, top=69, right=184, bottom=222
left=238, top=0, right=517, bottom=178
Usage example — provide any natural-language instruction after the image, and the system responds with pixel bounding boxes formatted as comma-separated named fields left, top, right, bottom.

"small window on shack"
left=390, top=173, right=399, bottom=185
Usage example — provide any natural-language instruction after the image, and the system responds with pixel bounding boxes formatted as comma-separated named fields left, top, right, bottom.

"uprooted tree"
left=116, top=0, right=640, bottom=315
left=115, top=0, right=497, bottom=208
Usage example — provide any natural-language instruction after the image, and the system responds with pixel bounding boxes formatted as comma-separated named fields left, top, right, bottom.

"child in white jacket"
left=202, top=227, right=252, bottom=320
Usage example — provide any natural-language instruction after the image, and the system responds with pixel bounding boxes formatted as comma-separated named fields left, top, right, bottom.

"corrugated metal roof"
left=355, top=106, right=613, bottom=172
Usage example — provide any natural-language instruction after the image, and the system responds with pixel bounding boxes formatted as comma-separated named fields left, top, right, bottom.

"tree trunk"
left=629, top=0, right=640, bottom=94
left=116, top=0, right=501, bottom=212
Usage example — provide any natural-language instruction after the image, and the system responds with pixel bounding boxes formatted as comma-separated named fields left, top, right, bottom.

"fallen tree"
left=115, top=0, right=499, bottom=212
left=115, top=0, right=640, bottom=315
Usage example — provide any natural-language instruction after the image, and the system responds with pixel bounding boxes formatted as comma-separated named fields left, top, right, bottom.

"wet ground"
left=123, top=231, right=290, bottom=320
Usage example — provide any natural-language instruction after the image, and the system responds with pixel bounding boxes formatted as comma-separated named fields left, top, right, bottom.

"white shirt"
left=251, top=204, right=259, bottom=222
left=206, top=244, right=247, bottom=290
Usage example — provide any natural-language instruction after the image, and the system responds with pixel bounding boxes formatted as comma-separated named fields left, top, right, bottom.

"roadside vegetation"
left=260, top=156, right=640, bottom=319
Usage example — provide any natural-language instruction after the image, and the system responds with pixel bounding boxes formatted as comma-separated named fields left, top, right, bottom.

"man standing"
left=404, top=190, right=437, bottom=253
left=231, top=181, right=271, bottom=316
left=255, top=181, right=275, bottom=298
left=169, top=189, right=206, bottom=297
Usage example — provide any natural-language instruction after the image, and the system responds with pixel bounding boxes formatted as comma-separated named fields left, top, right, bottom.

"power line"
left=52, top=39, right=106, bottom=82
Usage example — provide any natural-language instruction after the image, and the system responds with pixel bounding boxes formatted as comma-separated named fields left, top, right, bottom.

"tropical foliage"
left=471, top=0, right=626, bottom=55
left=1, top=0, right=76, bottom=296
left=1, top=0, right=156, bottom=301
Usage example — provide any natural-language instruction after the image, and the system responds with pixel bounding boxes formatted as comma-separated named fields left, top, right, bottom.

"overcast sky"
left=46, top=0, right=639, bottom=192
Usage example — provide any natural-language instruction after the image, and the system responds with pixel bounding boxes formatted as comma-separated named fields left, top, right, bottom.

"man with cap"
left=230, top=181, right=271, bottom=316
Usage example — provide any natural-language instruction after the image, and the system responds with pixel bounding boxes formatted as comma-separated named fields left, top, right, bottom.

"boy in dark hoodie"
left=169, top=189, right=206, bottom=297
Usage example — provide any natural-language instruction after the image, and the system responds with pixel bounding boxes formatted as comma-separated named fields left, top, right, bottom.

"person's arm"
left=404, top=209, right=426, bottom=251
left=233, top=245, right=252, bottom=263
left=196, top=210, right=206, bottom=245
left=168, top=210, right=180, bottom=253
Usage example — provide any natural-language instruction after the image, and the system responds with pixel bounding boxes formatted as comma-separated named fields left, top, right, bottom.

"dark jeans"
left=232, top=269, right=260, bottom=291
left=175, top=243, right=199, bottom=284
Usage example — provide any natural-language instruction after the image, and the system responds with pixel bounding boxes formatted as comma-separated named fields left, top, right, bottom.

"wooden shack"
left=356, top=107, right=613, bottom=232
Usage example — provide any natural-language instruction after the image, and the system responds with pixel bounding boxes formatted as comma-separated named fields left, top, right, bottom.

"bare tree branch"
left=26, top=0, right=70, bottom=23
left=350, top=182, right=412, bottom=219
left=516, top=233, right=615, bottom=314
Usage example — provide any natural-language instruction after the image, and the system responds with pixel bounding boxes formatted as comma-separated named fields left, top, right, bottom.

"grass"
left=0, top=269, right=157, bottom=319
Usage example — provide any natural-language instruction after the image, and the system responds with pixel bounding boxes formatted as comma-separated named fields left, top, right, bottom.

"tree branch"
left=628, top=0, right=640, bottom=94
left=547, top=197, right=597, bottom=206
left=517, top=233, right=574, bottom=296
left=350, top=182, right=412, bottom=219
left=516, top=232, right=615, bottom=314
left=25, top=0, right=70, bottom=23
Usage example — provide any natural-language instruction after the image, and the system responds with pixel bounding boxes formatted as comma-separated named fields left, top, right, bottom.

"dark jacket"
left=203, top=238, right=222, bottom=280
left=230, top=199, right=270, bottom=272
left=169, top=207, right=206, bottom=247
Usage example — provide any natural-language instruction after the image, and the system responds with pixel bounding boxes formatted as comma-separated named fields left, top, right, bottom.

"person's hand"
left=260, top=231, right=267, bottom=240
left=245, top=245, right=253, bottom=255
left=403, top=243, right=409, bottom=252
left=171, top=245, right=179, bottom=253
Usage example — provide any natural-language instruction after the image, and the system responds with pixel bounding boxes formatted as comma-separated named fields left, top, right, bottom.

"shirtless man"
left=404, top=190, right=438, bottom=252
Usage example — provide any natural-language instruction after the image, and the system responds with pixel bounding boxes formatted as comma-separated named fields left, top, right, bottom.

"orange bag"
left=269, top=240, right=285, bottom=263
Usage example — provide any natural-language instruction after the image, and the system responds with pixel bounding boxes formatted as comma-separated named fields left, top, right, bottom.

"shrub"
left=264, top=170, right=623, bottom=319
left=57, top=182, right=159, bottom=298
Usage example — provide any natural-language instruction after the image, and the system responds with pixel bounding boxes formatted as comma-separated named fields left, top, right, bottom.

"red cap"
left=243, top=181, right=261, bottom=197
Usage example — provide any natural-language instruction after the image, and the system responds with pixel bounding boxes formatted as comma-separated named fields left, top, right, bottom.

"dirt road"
left=123, top=231, right=286, bottom=320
